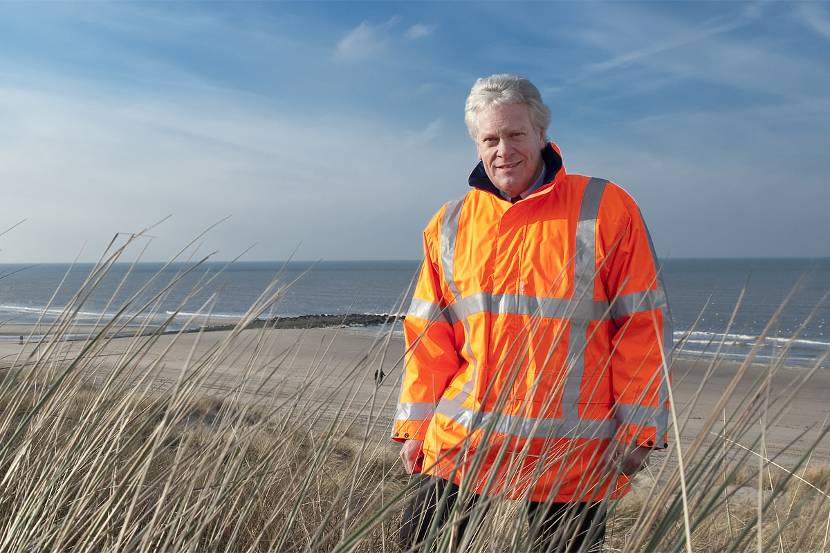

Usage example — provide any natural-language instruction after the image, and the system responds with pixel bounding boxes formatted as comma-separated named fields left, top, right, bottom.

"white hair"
left=464, top=74, right=550, bottom=140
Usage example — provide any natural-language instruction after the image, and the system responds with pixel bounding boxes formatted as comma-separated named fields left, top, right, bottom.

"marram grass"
left=0, top=231, right=827, bottom=552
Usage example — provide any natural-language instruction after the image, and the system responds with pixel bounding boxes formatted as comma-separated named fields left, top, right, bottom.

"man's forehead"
left=478, top=103, right=533, bottom=132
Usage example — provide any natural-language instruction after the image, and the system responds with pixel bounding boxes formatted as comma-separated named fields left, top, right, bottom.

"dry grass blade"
left=0, top=230, right=826, bottom=553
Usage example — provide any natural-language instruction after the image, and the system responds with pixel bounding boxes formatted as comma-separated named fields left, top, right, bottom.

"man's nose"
left=497, top=138, right=513, bottom=158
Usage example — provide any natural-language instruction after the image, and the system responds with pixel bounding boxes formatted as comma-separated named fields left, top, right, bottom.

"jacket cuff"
left=392, top=419, right=431, bottom=443
left=615, top=422, right=668, bottom=450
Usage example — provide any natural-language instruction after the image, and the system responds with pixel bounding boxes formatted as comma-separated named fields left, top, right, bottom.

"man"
left=393, top=74, right=671, bottom=552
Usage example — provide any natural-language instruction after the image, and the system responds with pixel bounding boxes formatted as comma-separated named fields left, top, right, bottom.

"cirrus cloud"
left=334, top=17, right=402, bottom=61
left=405, top=23, right=435, bottom=39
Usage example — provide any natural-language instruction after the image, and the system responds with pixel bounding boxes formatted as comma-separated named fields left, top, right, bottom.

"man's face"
left=475, top=103, right=546, bottom=198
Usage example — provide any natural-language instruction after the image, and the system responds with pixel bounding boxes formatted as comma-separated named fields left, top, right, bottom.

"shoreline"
left=0, top=315, right=824, bottom=370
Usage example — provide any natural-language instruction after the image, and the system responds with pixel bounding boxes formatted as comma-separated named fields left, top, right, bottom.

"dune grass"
left=0, top=231, right=827, bottom=552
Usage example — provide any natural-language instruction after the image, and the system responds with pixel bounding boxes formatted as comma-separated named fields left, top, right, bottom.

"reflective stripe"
left=404, top=290, right=616, bottom=328
left=395, top=402, right=436, bottom=421
left=436, top=196, right=480, bottom=424
left=573, top=178, right=608, bottom=295
left=459, top=317, right=480, bottom=396
left=406, top=298, right=450, bottom=323
left=610, top=288, right=668, bottom=321
left=440, top=198, right=466, bottom=302
left=493, top=293, right=572, bottom=318
left=614, top=403, right=669, bottom=434
left=435, top=401, right=616, bottom=440
left=561, top=178, right=608, bottom=424
left=446, top=292, right=489, bottom=323
left=446, top=291, right=609, bottom=324
left=492, top=293, right=608, bottom=320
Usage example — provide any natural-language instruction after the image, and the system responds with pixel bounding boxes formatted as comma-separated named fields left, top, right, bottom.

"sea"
left=0, top=259, right=827, bottom=368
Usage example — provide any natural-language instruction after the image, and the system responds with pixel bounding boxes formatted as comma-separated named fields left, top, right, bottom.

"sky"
left=0, top=1, right=828, bottom=262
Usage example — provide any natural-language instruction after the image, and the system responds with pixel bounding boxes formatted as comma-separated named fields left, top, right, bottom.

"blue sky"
left=0, top=1, right=828, bottom=262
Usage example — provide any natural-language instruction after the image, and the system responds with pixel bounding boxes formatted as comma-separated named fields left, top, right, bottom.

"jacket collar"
left=468, top=142, right=565, bottom=198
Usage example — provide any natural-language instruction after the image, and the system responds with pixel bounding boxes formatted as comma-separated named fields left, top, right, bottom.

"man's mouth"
left=497, top=161, right=522, bottom=170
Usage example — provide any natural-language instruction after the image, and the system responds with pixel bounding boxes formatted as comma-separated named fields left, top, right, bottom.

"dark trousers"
left=399, top=477, right=606, bottom=552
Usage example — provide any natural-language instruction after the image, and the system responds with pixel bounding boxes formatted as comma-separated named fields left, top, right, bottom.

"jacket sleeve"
left=392, top=211, right=461, bottom=443
left=599, top=185, right=672, bottom=449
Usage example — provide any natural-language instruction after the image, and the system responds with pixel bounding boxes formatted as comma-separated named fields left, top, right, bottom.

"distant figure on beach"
left=393, top=74, right=672, bottom=551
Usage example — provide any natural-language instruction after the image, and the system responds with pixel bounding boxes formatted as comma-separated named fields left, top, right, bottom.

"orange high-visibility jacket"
left=393, top=143, right=672, bottom=503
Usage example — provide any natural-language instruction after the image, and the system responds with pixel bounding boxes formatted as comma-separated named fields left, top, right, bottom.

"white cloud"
left=583, top=16, right=745, bottom=75
left=405, top=23, right=435, bottom=39
left=0, top=75, right=469, bottom=262
left=404, top=118, right=444, bottom=145
left=335, top=20, right=395, bottom=61
left=797, top=3, right=830, bottom=39
left=554, top=5, right=830, bottom=106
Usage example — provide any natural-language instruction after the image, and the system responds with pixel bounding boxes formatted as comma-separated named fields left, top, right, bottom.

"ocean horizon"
left=0, top=258, right=827, bottom=368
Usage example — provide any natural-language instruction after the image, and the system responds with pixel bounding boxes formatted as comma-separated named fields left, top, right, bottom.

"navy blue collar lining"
left=468, top=143, right=563, bottom=197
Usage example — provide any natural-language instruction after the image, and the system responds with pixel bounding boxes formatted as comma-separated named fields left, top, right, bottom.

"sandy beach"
left=1, top=323, right=826, bottom=470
